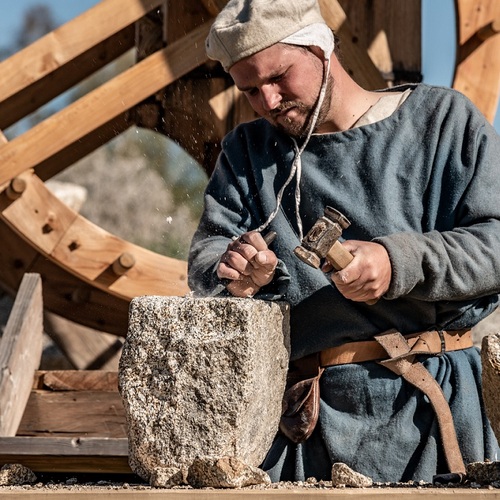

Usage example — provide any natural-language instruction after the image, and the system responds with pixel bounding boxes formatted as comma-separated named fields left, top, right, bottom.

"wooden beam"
left=337, top=0, right=421, bottom=85
left=0, top=0, right=164, bottom=128
left=0, top=273, right=43, bottom=437
left=0, top=21, right=210, bottom=187
left=17, top=391, right=126, bottom=438
left=318, top=0, right=387, bottom=90
left=35, top=114, right=132, bottom=181
left=0, top=28, right=135, bottom=131
left=454, top=0, right=500, bottom=123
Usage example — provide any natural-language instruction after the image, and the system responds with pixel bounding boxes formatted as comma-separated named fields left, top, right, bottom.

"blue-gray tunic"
left=188, top=84, right=500, bottom=482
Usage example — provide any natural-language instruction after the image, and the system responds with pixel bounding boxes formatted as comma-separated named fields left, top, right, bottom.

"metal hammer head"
left=294, top=206, right=351, bottom=268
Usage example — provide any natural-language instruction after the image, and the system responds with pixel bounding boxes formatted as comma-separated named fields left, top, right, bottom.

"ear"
left=308, top=45, right=327, bottom=61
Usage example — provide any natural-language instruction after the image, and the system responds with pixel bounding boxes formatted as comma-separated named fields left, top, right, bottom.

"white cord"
left=256, top=57, right=331, bottom=241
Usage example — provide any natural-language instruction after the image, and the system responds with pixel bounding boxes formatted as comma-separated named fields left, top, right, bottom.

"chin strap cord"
left=255, top=58, right=331, bottom=242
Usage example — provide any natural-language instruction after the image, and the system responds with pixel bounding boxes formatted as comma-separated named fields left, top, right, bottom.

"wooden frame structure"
left=0, top=0, right=425, bottom=336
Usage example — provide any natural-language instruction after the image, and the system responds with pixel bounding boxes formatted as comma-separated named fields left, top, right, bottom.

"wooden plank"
left=0, top=486, right=500, bottom=499
left=0, top=0, right=163, bottom=127
left=34, top=371, right=119, bottom=392
left=0, top=28, right=135, bottom=130
left=17, top=390, right=126, bottom=438
left=0, top=170, right=80, bottom=257
left=0, top=436, right=130, bottom=474
left=453, top=0, right=500, bottom=123
left=0, top=21, right=211, bottom=188
left=0, top=455, right=131, bottom=475
left=0, top=273, right=43, bottom=437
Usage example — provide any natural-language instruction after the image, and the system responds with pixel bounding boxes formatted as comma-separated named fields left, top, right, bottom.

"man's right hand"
left=217, top=231, right=278, bottom=297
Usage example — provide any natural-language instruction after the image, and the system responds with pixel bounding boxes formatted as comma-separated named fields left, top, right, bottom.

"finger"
left=230, top=238, right=259, bottom=264
left=239, top=231, right=270, bottom=252
left=218, top=252, right=253, bottom=278
left=253, top=250, right=277, bottom=270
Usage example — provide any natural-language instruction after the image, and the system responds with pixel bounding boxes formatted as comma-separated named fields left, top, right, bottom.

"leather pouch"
left=279, top=367, right=324, bottom=443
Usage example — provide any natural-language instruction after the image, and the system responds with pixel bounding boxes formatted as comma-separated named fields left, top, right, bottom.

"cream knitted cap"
left=206, top=0, right=328, bottom=71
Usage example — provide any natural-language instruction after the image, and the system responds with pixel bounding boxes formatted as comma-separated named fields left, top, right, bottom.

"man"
left=188, top=0, right=500, bottom=483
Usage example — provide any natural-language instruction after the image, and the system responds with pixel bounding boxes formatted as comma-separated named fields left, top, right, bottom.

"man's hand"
left=217, top=231, right=278, bottom=297
left=322, top=240, right=392, bottom=303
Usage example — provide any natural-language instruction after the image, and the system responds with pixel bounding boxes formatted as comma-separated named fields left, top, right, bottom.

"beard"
left=268, top=73, right=333, bottom=139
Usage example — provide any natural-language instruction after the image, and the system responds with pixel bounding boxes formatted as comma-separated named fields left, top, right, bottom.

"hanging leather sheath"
left=279, top=363, right=325, bottom=444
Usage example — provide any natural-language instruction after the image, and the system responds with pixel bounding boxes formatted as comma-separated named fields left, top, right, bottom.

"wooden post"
left=0, top=273, right=43, bottom=436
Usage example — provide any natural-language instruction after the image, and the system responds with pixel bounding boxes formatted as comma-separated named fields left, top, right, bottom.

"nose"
left=260, top=84, right=281, bottom=112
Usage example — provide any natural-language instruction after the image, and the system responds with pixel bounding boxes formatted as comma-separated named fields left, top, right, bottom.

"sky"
left=0, top=0, right=498, bottom=132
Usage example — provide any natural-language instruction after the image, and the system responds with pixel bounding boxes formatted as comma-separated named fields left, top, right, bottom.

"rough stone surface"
left=481, top=333, right=500, bottom=443
left=119, top=296, right=290, bottom=482
left=0, top=464, right=37, bottom=486
left=331, top=462, right=373, bottom=488
left=467, top=461, right=500, bottom=484
left=149, top=466, right=187, bottom=488
left=187, top=456, right=271, bottom=488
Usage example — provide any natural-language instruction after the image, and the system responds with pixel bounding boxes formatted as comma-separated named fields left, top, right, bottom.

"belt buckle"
left=437, top=330, right=446, bottom=355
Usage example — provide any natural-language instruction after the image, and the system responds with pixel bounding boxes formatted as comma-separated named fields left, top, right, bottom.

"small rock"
left=331, top=462, right=373, bottom=488
left=467, top=461, right=500, bottom=484
left=150, top=466, right=187, bottom=488
left=187, top=456, right=271, bottom=489
left=0, top=464, right=37, bottom=486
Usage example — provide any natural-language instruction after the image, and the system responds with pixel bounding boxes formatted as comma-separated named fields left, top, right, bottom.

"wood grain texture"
left=454, top=0, right=500, bottom=122
left=0, top=0, right=163, bottom=128
left=0, top=274, right=43, bottom=436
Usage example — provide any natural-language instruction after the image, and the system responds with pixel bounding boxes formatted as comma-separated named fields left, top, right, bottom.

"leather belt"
left=287, top=328, right=473, bottom=477
left=319, top=329, right=472, bottom=367
left=374, top=330, right=468, bottom=477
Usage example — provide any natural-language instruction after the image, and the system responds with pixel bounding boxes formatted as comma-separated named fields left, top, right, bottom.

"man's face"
left=229, top=43, right=329, bottom=138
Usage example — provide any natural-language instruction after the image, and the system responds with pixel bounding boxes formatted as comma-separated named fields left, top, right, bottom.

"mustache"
left=269, top=101, right=307, bottom=118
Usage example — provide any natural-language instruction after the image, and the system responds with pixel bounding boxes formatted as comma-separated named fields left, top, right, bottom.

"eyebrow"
left=236, top=69, right=286, bottom=92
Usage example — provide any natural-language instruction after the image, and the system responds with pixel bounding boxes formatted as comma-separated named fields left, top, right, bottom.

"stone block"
left=119, top=296, right=290, bottom=481
left=481, top=332, right=500, bottom=443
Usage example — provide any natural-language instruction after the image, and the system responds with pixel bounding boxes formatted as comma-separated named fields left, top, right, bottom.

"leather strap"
left=319, top=329, right=472, bottom=367
left=374, top=330, right=466, bottom=476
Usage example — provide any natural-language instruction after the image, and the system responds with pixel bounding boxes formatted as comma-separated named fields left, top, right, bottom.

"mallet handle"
left=326, top=240, right=353, bottom=271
